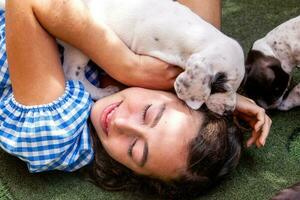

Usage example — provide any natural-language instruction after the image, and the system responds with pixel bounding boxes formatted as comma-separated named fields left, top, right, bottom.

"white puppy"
left=1, top=0, right=245, bottom=115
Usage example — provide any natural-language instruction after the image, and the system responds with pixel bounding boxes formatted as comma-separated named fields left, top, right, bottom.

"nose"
left=113, top=117, right=145, bottom=137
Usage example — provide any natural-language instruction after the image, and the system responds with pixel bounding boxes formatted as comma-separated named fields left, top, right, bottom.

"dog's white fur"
left=252, top=16, right=300, bottom=110
left=0, top=1, right=4, bottom=10
left=1, top=0, right=245, bottom=115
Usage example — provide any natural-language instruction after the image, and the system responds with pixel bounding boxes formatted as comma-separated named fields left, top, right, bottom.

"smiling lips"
left=100, top=101, right=122, bottom=135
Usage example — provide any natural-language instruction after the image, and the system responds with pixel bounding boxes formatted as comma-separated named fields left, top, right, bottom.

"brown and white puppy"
left=244, top=16, right=300, bottom=110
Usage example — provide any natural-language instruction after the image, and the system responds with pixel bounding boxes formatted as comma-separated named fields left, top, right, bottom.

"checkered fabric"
left=0, top=10, right=98, bottom=172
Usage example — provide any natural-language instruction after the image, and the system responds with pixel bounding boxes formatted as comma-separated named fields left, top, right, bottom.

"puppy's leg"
left=78, top=71, right=119, bottom=99
left=62, top=42, right=89, bottom=79
left=205, top=91, right=237, bottom=115
left=63, top=43, right=119, bottom=100
left=278, top=83, right=300, bottom=110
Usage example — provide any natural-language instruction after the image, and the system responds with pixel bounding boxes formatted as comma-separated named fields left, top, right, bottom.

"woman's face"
left=91, top=88, right=203, bottom=180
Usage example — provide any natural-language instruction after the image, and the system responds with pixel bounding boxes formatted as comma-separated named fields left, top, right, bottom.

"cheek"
left=90, top=105, right=100, bottom=126
left=101, top=135, right=131, bottom=165
left=103, top=135, right=144, bottom=173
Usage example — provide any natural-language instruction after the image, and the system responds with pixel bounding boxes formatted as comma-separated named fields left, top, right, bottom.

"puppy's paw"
left=206, top=101, right=226, bottom=115
left=206, top=93, right=236, bottom=115
left=174, top=70, right=210, bottom=110
left=278, top=101, right=292, bottom=111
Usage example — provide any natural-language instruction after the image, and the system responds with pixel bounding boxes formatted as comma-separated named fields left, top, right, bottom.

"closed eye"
left=128, top=137, right=149, bottom=167
left=142, top=104, right=152, bottom=123
left=128, top=137, right=138, bottom=157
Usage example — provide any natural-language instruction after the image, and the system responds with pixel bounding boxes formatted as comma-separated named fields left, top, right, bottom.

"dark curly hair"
left=86, top=111, right=243, bottom=200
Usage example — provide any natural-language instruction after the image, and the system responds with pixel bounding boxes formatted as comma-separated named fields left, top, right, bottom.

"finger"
left=253, top=131, right=263, bottom=148
left=254, top=109, right=266, bottom=132
left=246, top=130, right=260, bottom=148
left=258, top=116, right=272, bottom=146
left=255, top=139, right=263, bottom=148
left=244, top=96, right=256, bottom=104
left=164, top=66, right=182, bottom=81
left=248, top=99, right=256, bottom=104
left=167, top=65, right=183, bottom=78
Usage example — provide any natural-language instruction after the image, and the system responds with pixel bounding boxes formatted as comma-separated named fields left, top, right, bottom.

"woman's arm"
left=33, top=0, right=184, bottom=89
left=7, top=0, right=180, bottom=96
left=30, top=0, right=221, bottom=90
left=178, top=0, right=222, bottom=29
left=6, top=0, right=66, bottom=105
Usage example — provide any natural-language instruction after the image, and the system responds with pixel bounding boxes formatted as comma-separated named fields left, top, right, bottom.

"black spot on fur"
left=154, top=37, right=159, bottom=42
left=76, top=71, right=80, bottom=76
left=211, top=72, right=229, bottom=94
left=183, top=80, right=190, bottom=88
left=179, top=78, right=190, bottom=88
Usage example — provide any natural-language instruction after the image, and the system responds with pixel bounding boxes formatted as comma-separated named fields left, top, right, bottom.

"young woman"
left=1, top=0, right=271, bottom=198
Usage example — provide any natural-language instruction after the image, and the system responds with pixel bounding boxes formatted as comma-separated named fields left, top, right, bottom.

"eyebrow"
left=150, top=103, right=166, bottom=128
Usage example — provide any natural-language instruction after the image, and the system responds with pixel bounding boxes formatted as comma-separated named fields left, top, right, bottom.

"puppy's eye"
left=273, top=87, right=283, bottom=96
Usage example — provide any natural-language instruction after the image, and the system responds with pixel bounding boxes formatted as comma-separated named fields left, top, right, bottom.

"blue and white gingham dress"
left=0, top=10, right=101, bottom=172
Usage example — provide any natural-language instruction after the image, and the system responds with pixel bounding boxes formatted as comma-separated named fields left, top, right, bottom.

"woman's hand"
left=128, top=55, right=183, bottom=90
left=233, top=94, right=272, bottom=148
left=101, top=52, right=182, bottom=90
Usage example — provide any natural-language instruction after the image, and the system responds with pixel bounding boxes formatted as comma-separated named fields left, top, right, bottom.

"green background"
left=1, top=0, right=300, bottom=199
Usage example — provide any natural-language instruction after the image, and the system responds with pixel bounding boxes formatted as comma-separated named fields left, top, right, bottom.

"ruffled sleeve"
left=0, top=80, right=94, bottom=172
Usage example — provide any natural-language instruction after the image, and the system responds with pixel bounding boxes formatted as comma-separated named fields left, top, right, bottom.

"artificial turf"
left=0, top=0, right=299, bottom=199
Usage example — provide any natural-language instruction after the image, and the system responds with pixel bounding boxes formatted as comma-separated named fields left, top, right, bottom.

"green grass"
left=0, top=178, right=13, bottom=200
left=0, top=1, right=300, bottom=199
